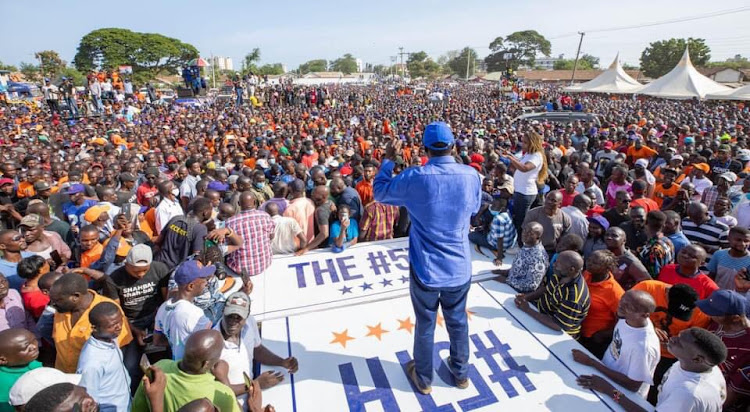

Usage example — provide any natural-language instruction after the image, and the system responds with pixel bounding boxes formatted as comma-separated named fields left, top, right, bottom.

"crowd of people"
left=0, top=77, right=749, bottom=411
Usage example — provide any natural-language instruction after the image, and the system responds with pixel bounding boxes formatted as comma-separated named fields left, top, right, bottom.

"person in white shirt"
left=213, top=291, right=298, bottom=408
left=562, top=194, right=592, bottom=242
left=154, top=260, right=214, bottom=360
left=154, top=180, right=184, bottom=235
left=578, top=326, right=727, bottom=412
left=572, top=289, right=660, bottom=398
left=503, top=131, right=547, bottom=238
left=576, top=168, right=605, bottom=206
left=265, top=203, right=307, bottom=254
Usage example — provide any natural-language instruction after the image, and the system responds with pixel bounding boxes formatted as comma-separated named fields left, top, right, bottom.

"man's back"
left=374, top=156, right=481, bottom=287
left=132, top=359, right=240, bottom=412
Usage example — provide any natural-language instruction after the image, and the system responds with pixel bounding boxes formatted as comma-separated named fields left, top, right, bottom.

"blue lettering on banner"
left=471, top=331, right=536, bottom=398
left=367, top=251, right=392, bottom=275
left=431, top=341, right=498, bottom=411
left=289, top=262, right=311, bottom=288
left=337, top=256, right=363, bottom=281
left=312, top=259, right=340, bottom=285
left=395, top=350, right=455, bottom=412
left=388, top=248, right=410, bottom=271
left=339, top=357, right=401, bottom=412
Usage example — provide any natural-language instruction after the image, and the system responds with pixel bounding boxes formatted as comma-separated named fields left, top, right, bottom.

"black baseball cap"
left=668, top=284, right=699, bottom=322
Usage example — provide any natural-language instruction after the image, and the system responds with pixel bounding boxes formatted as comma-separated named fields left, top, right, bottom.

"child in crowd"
left=708, top=226, right=750, bottom=293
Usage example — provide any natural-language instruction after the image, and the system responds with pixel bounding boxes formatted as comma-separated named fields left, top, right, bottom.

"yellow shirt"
left=53, top=290, right=133, bottom=373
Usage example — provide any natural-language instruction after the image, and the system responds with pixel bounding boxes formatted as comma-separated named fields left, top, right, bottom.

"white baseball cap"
left=9, top=367, right=82, bottom=406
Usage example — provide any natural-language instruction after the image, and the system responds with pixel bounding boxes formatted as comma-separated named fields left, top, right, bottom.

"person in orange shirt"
left=355, top=163, right=376, bottom=206
left=629, top=180, right=659, bottom=214
left=626, top=136, right=657, bottom=165
left=50, top=272, right=133, bottom=373
left=652, top=168, right=680, bottom=208
left=580, top=250, right=625, bottom=359
left=16, top=168, right=41, bottom=198
left=79, top=225, right=104, bottom=268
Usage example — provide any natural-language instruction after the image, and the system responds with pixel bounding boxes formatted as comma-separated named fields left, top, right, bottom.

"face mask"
left=489, top=210, right=501, bottom=216
left=269, top=158, right=276, bottom=165
left=307, top=150, right=314, bottom=155
left=172, top=188, right=179, bottom=197
left=254, top=182, right=265, bottom=189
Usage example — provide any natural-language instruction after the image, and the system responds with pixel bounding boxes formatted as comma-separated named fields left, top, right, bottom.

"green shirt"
left=0, top=361, right=42, bottom=411
left=132, top=359, right=240, bottom=412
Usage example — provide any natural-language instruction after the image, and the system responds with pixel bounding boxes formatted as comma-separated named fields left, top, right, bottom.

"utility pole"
left=210, top=53, right=216, bottom=89
left=397, top=48, right=413, bottom=80
left=465, top=48, right=471, bottom=80
left=570, top=32, right=585, bottom=86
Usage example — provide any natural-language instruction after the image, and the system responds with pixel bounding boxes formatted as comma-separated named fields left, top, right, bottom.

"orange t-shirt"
left=627, top=145, right=657, bottom=162
left=355, top=180, right=374, bottom=207
left=630, top=197, right=660, bottom=214
left=631, top=280, right=711, bottom=358
left=581, top=272, right=625, bottom=338
left=80, top=242, right=104, bottom=268
left=652, top=183, right=680, bottom=208
left=17, top=181, right=34, bottom=198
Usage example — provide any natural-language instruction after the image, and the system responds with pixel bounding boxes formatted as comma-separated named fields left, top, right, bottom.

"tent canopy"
left=637, top=48, right=731, bottom=99
left=564, top=53, right=643, bottom=94
left=705, top=84, right=750, bottom=101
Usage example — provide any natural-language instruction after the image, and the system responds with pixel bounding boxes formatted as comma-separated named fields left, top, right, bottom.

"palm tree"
left=243, top=48, right=261, bottom=75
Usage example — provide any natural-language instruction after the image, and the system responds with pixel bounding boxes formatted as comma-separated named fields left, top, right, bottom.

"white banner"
left=250, top=238, right=504, bottom=321
left=259, top=281, right=654, bottom=411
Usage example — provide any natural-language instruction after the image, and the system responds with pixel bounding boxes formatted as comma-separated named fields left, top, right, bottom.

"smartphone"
left=50, top=250, right=63, bottom=268
left=243, top=371, right=254, bottom=394
left=140, top=353, right=153, bottom=380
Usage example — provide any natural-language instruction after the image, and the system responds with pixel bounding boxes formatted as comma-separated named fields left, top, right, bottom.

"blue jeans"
left=469, top=230, right=495, bottom=250
left=512, top=192, right=537, bottom=239
left=410, top=269, right=470, bottom=386
left=66, top=97, right=78, bottom=116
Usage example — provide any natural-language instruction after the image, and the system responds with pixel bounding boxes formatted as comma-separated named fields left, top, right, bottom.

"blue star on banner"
left=380, top=278, right=393, bottom=287
left=360, top=282, right=373, bottom=291
left=399, top=276, right=410, bottom=284
left=339, top=285, right=353, bottom=295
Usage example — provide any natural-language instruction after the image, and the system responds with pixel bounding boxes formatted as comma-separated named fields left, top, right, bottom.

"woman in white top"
left=501, top=131, right=547, bottom=238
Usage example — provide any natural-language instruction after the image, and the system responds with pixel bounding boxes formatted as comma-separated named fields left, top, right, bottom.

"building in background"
left=534, top=56, right=561, bottom=71
left=211, top=56, right=234, bottom=71
left=356, top=58, right=363, bottom=73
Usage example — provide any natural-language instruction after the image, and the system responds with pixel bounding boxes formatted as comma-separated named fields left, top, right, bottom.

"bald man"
left=572, top=289, right=661, bottom=398
left=296, top=185, right=334, bottom=255
left=515, top=250, right=591, bottom=339
left=225, top=191, right=275, bottom=276
left=133, top=329, right=241, bottom=412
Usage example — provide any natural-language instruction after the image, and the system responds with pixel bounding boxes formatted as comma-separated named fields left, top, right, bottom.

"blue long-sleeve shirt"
left=374, top=157, right=482, bottom=287
left=77, top=336, right=131, bottom=412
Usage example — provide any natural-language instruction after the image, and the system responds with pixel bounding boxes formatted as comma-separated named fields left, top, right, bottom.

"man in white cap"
left=213, top=291, right=298, bottom=407
left=8, top=367, right=81, bottom=410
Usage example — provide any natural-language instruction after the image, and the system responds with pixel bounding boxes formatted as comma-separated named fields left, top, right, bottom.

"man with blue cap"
left=374, top=121, right=481, bottom=393
left=153, top=260, right=215, bottom=360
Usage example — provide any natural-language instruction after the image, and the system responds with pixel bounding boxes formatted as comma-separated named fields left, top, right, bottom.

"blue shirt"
left=62, top=199, right=97, bottom=228
left=329, top=220, right=359, bottom=253
left=667, top=232, right=690, bottom=256
left=77, top=336, right=131, bottom=412
left=374, top=157, right=482, bottom=287
left=335, top=187, right=364, bottom=222
left=0, top=252, right=33, bottom=291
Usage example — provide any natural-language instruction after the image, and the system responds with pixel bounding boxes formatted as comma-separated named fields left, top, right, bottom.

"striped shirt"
left=488, top=211, right=516, bottom=250
left=226, top=209, right=275, bottom=276
left=359, top=202, right=400, bottom=242
left=682, top=216, right=729, bottom=261
left=537, top=272, right=591, bottom=339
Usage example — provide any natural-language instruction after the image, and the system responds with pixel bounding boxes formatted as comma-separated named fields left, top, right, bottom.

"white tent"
left=705, top=84, right=750, bottom=101
left=564, top=54, right=643, bottom=94
left=637, top=48, right=731, bottom=99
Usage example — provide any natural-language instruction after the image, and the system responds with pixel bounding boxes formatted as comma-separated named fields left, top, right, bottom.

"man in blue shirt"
left=62, top=184, right=96, bottom=229
left=374, top=122, right=481, bottom=394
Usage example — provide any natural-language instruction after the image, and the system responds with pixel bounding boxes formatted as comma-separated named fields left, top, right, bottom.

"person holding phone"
left=329, top=205, right=358, bottom=253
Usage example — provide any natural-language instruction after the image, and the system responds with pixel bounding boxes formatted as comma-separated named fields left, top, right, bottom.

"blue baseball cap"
left=174, top=260, right=216, bottom=286
left=423, top=122, right=454, bottom=150
left=697, top=290, right=749, bottom=317
left=207, top=181, right=228, bottom=192
left=66, top=184, right=85, bottom=195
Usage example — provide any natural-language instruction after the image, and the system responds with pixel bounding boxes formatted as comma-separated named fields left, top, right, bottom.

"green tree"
left=73, top=28, right=198, bottom=80
left=257, top=63, right=284, bottom=76
left=706, top=54, right=750, bottom=70
left=35, top=50, right=66, bottom=79
left=640, top=38, right=710, bottom=78
left=19, top=62, right=40, bottom=82
left=58, top=67, right=85, bottom=86
left=622, top=63, right=640, bottom=71
left=0, top=60, right=18, bottom=72
left=330, top=54, right=357, bottom=74
left=553, top=54, right=599, bottom=71
left=484, top=30, right=551, bottom=72
left=406, top=51, right=441, bottom=79
left=448, top=47, right=479, bottom=78
left=298, top=59, right=328, bottom=74
left=243, top=48, right=261, bottom=74
left=372, top=64, right=387, bottom=75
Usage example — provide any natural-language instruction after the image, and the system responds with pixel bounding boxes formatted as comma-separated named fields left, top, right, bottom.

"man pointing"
left=374, top=122, right=482, bottom=393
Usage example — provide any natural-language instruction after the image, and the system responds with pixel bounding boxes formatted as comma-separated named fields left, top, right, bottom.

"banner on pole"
left=251, top=238, right=503, bottom=321
left=260, top=281, right=653, bottom=411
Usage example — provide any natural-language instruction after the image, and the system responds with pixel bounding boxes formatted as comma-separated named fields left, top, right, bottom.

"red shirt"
left=21, top=288, right=49, bottom=320
left=657, top=264, right=719, bottom=299
left=630, top=197, right=660, bottom=214
left=561, top=190, right=579, bottom=207
left=136, top=183, right=158, bottom=206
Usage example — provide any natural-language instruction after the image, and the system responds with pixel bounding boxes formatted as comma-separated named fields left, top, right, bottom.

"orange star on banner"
left=366, top=323, right=389, bottom=340
left=397, top=317, right=415, bottom=334
left=330, top=329, right=355, bottom=348
left=466, top=309, right=476, bottom=320
left=436, top=312, right=444, bottom=327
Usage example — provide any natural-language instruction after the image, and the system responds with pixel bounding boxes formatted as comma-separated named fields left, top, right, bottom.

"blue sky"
left=2, top=0, right=749, bottom=70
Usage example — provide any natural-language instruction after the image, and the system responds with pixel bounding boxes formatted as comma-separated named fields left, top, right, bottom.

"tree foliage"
left=330, top=54, right=358, bottom=74
left=706, top=55, right=750, bottom=70
left=0, top=60, right=17, bottom=72
left=640, top=38, right=710, bottom=78
left=298, top=59, right=328, bottom=74
left=257, top=63, right=284, bottom=76
left=406, top=51, right=441, bottom=79
left=553, top=54, right=599, bottom=70
left=447, top=47, right=479, bottom=78
left=35, top=50, right=66, bottom=79
left=243, top=48, right=261, bottom=74
left=19, top=62, right=40, bottom=82
left=73, top=28, right=199, bottom=80
left=59, top=67, right=86, bottom=86
left=484, top=30, right=551, bottom=72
